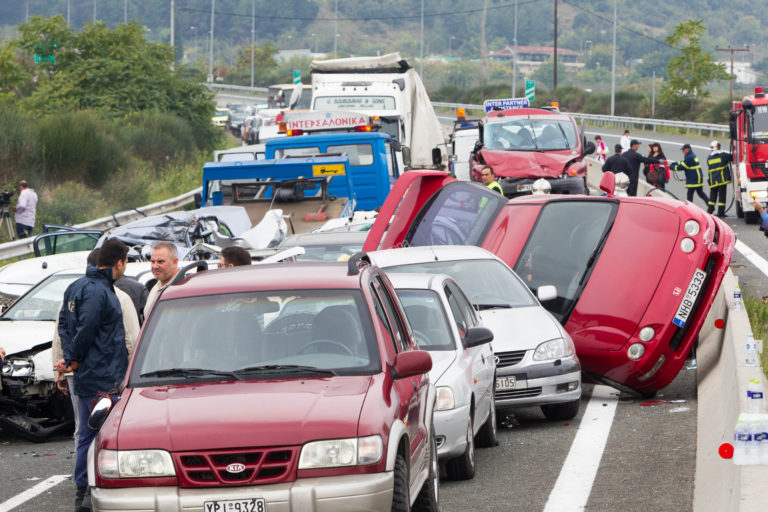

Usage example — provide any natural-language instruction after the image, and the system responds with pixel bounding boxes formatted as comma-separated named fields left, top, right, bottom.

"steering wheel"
left=298, top=339, right=354, bottom=356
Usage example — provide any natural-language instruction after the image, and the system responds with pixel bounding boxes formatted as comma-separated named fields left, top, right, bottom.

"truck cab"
left=730, top=86, right=768, bottom=223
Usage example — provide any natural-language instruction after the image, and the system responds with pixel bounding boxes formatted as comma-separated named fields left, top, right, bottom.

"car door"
left=373, top=275, right=429, bottom=487
left=32, top=230, right=102, bottom=257
left=445, top=280, right=494, bottom=426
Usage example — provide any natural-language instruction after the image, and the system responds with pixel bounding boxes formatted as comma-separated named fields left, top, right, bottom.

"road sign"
left=293, top=69, right=301, bottom=85
left=525, top=80, right=535, bottom=103
left=483, top=97, right=530, bottom=113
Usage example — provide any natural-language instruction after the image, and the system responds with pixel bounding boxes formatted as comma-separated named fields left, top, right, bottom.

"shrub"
left=0, top=104, right=34, bottom=184
left=120, top=111, right=198, bottom=167
left=37, top=181, right=108, bottom=226
left=102, top=167, right=150, bottom=209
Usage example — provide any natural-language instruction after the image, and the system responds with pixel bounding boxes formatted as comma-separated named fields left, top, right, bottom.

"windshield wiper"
left=476, top=303, right=512, bottom=310
left=234, top=364, right=337, bottom=376
left=140, top=368, right=242, bottom=380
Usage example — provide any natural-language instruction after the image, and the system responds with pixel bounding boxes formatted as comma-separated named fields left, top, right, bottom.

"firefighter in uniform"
left=671, top=144, right=709, bottom=207
left=481, top=166, right=504, bottom=194
left=706, top=140, right=733, bottom=217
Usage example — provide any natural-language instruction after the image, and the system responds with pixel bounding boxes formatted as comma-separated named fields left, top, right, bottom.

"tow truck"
left=470, top=99, right=595, bottom=197
left=730, top=86, right=768, bottom=223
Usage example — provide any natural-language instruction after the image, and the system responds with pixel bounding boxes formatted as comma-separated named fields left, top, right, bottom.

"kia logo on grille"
left=226, top=463, right=246, bottom=474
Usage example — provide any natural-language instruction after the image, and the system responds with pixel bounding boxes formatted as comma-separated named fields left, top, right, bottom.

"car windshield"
left=396, top=289, right=456, bottom=351
left=386, top=259, right=536, bottom=309
left=512, top=200, right=617, bottom=323
left=2, top=274, right=80, bottom=321
left=751, top=106, right=768, bottom=142
left=484, top=118, right=578, bottom=151
left=131, top=290, right=380, bottom=384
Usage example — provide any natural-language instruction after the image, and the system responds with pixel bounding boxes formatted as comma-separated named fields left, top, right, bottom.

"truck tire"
left=736, top=200, right=744, bottom=219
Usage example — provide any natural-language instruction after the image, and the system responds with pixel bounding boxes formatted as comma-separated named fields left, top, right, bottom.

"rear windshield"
left=512, top=200, right=617, bottom=323
left=131, top=290, right=380, bottom=385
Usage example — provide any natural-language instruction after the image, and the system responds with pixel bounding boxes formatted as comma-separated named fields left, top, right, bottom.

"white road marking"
left=542, top=385, right=618, bottom=512
left=0, top=474, right=69, bottom=512
left=735, top=239, right=768, bottom=279
left=584, top=129, right=709, bottom=152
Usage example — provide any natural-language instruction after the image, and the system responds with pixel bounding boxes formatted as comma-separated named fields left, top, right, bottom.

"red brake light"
left=756, top=87, right=765, bottom=98
left=286, top=129, right=304, bottom=136
left=276, top=112, right=284, bottom=122
left=354, top=126, right=372, bottom=132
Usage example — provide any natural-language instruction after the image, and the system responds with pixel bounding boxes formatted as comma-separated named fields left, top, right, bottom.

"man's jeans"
left=15, top=222, right=32, bottom=239
left=75, top=395, right=98, bottom=488
left=67, top=375, right=81, bottom=451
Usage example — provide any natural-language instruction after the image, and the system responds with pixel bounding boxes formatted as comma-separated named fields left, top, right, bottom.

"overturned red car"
left=363, top=171, right=735, bottom=395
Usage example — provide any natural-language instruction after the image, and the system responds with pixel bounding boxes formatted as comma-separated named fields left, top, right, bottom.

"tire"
left=413, top=424, right=439, bottom=512
left=391, top=453, right=410, bottom=512
left=476, top=389, right=498, bottom=448
left=541, top=399, right=580, bottom=421
left=445, top=417, right=476, bottom=480
left=745, top=210, right=760, bottom=225
left=736, top=199, right=744, bottom=219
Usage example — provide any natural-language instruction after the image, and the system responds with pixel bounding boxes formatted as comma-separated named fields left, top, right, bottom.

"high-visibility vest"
left=487, top=181, right=503, bottom=194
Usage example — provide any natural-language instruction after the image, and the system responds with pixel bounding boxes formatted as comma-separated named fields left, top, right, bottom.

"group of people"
left=39, top=240, right=252, bottom=512
left=597, top=129, right=733, bottom=216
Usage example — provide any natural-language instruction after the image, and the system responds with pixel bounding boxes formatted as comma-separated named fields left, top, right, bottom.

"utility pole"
left=208, top=0, right=215, bottom=82
left=124, top=0, right=128, bottom=23
left=67, top=0, right=71, bottom=27
left=716, top=45, right=750, bottom=103
left=334, top=0, right=338, bottom=58
left=250, top=0, right=255, bottom=88
left=420, top=0, right=424, bottom=77
left=651, top=70, right=656, bottom=117
left=553, top=0, right=558, bottom=102
left=480, top=0, right=487, bottom=84
left=610, top=0, right=617, bottom=116
left=512, top=0, right=518, bottom=96
left=93, top=0, right=96, bottom=23
left=170, top=0, right=175, bottom=49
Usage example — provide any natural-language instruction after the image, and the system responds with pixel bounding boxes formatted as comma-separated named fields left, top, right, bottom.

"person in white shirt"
left=144, top=241, right=180, bottom=319
left=620, top=130, right=631, bottom=153
left=13, top=180, right=38, bottom=238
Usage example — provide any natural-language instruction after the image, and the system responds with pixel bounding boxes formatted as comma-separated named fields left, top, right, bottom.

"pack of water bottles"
left=733, top=378, right=768, bottom=465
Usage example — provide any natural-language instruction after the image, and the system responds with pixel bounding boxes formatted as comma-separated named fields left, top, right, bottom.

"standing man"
left=480, top=166, right=504, bottom=194
left=706, top=140, right=733, bottom=217
left=621, top=139, right=662, bottom=197
left=13, top=180, right=38, bottom=239
left=58, top=239, right=130, bottom=512
left=220, top=246, right=252, bottom=267
left=620, top=130, right=631, bottom=153
left=602, top=144, right=633, bottom=175
left=671, top=144, right=709, bottom=207
left=144, top=241, right=180, bottom=318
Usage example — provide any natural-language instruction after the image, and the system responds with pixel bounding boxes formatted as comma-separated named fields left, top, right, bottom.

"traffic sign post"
left=525, top=80, right=535, bottom=103
left=293, top=69, right=301, bottom=85
left=483, top=97, right=530, bottom=113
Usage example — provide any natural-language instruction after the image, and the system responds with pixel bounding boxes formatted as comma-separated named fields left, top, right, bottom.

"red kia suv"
left=87, top=257, right=438, bottom=512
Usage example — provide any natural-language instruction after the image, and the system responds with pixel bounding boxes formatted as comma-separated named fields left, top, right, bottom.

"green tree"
left=0, top=40, right=30, bottom=102
left=661, top=19, right=730, bottom=118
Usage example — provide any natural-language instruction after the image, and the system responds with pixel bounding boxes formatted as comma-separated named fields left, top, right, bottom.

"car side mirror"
left=537, top=285, right=558, bottom=302
left=584, top=141, right=596, bottom=156
left=599, top=171, right=615, bottom=197
left=392, top=350, right=432, bottom=379
left=463, top=326, right=494, bottom=348
left=432, top=147, right=442, bottom=167
left=402, top=146, right=411, bottom=167
left=87, top=395, right=114, bottom=430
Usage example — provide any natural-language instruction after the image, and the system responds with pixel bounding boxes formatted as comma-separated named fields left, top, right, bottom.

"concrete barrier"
left=694, top=270, right=768, bottom=511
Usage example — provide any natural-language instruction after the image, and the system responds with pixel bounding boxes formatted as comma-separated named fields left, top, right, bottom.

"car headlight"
left=680, top=238, right=695, bottom=253
left=684, top=220, right=700, bottom=236
left=98, top=449, right=175, bottom=479
left=2, top=358, right=34, bottom=378
left=533, top=338, right=575, bottom=361
left=638, top=327, right=655, bottom=342
left=435, top=386, right=455, bottom=411
left=298, top=435, right=382, bottom=469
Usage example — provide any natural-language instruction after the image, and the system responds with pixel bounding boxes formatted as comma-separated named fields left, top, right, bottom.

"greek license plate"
left=672, top=268, right=706, bottom=328
left=204, top=499, right=266, bottom=512
left=516, top=184, right=532, bottom=192
left=496, top=376, right=526, bottom=390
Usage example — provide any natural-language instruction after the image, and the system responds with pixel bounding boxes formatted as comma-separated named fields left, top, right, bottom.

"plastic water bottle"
left=746, top=333, right=758, bottom=366
left=748, top=379, right=765, bottom=413
left=757, top=417, right=768, bottom=465
left=734, top=286, right=742, bottom=311
left=747, top=418, right=762, bottom=465
left=733, top=416, right=750, bottom=465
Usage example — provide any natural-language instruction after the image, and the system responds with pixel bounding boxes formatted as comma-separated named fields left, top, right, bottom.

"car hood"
left=478, top=306, right=562, bottom=351
left=479, top=149, right=574, bottom=178
left=0, top=251, right=89, bottom=289
left=116, top=377, right=372, bottom=451
left=426, top=350, right=456, bottom=385
left=0, top=320, right=54, bottom=355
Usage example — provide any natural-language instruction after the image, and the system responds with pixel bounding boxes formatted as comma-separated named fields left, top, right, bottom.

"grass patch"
left=743, top=293, right=768, bottom=377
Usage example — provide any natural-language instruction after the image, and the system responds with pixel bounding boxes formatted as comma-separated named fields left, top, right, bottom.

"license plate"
left=516, top=184, right=532, bottom=192
left=672, top=268, right=706, bottom=328
left=204, top=499, right=266, bottom=512
left=495, top=376, right=526, bottom=390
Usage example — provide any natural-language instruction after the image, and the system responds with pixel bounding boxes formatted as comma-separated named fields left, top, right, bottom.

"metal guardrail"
left=204, top=83, right=269, bottom=94
left=0, top=187, right=202, bottom=261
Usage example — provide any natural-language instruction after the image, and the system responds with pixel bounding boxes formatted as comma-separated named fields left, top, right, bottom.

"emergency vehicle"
left=730, top=86, right=768, bottom=223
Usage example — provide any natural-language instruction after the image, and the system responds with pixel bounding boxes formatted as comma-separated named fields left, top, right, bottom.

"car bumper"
left=433, top=402, right=471, bottom=460
left=495, top=357, right=581, bottom=409
left=92, top=472, right=394, bottom=512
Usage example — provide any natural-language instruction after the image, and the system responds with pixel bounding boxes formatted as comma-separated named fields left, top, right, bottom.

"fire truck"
left=730, top=86, right=768, bottom=223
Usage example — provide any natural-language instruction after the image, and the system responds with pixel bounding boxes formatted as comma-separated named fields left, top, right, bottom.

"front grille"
left=668, top=256, right=717, bottom=351
left=497, top=387, right=542, bottom=400
left=495, top=350, right=527, bottom=368
left=174, top=447, right=299, bottom=487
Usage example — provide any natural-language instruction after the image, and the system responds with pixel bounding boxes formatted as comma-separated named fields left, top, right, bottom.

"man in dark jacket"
left=621, top=139, right=662, bottom=196
left=706, top=140, right=733, bottom=217
left=602, top=144, right=632, bottom=175
left=59, top=238, right=130, bottom=512
left=671, top=143, right=709, bottom=207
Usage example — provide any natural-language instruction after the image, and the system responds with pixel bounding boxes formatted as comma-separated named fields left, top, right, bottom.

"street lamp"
left=449, top=36, right=455, bottom=58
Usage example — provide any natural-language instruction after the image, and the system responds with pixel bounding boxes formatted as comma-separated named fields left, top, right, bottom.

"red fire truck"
left=730, top=86, right=768, bottom=223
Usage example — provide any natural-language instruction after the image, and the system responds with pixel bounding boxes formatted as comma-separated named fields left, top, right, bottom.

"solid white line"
left=584, top=129, right=709, bottom=152
left=735, top=239, right=768, bottom=279
left=0, top=474, right=69, bottom=512
left=542, top=385, right=618, bottom=512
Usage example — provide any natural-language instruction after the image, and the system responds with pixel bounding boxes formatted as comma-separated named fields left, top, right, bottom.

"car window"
left=3, top=274, right=80, bottom=321
left=444, top=285, right=469, bottom=337
left=370, top=283, right=397, bottom=352
left=405, top=182, right=506, bottom=248
left=396, top=289, right=456, bottom=351
left=446, top=281, right=477, bottom=327
left=513, top=200, right=618, bottom=323
left=326, top=144, right=374, bottom=166
left=385, top=259, right=537, bottom=309
left=274, top=147, right=321, bottom=158
left=374, top=277, right=410, bottom=352
left=131, top=289, right=380, bottom=384
left=385, top=141, right=398, bottom=179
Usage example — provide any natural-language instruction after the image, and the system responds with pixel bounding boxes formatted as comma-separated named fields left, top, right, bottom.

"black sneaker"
left=76, top=487, right=91, bottom=512
left=74, top=486, right=87, bottom=510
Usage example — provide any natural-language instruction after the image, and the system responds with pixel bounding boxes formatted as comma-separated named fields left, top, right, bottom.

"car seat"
left=310, top=305, right=366, bottom=356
